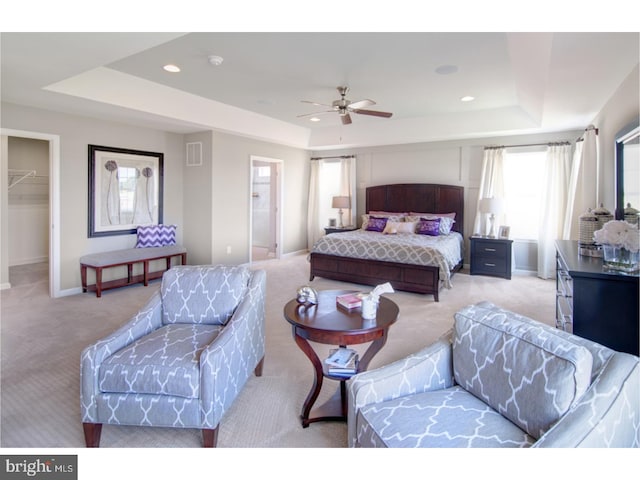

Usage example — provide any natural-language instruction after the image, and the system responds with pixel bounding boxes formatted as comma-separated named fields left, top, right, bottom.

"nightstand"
left=470, top=237, right=513, bottom=280
left=324, top=226, right=358, bottom=235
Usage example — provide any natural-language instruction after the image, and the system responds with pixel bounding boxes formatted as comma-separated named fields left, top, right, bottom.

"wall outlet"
left=226, top=246, right=232, bottom=254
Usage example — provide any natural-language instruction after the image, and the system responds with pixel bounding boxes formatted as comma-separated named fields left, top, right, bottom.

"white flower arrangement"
left=593, top=220, right=640, bottom=253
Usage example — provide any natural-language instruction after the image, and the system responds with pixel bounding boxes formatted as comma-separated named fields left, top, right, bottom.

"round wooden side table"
left=284, top=289, right=399, bottom=427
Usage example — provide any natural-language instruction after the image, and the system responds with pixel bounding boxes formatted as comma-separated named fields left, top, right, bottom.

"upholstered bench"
left=80, top=245, right=187, bottom=297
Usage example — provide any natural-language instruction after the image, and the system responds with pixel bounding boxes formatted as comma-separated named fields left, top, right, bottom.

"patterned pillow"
left=453, top=302, right=593, bottom=439
left=136, top=224, right=177, bottom=248
left=416, top=218, right=440, bottom=236
left=365, top=216, right=389, bottom=232
left=361, top=214, right=404, bottom=229
left=407, top=215, right=455, bottom=234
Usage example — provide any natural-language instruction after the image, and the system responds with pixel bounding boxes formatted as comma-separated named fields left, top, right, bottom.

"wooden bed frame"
left=309, top=183, right=464, bottom=301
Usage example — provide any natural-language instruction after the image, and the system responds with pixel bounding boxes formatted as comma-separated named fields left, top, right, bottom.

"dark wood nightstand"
left=470, top=237, right=513, bottom=280
left=324, top=226, right=358, bottom=235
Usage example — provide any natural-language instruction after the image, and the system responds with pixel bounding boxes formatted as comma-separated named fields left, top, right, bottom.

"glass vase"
left=602, top=245, right=640, bottom=273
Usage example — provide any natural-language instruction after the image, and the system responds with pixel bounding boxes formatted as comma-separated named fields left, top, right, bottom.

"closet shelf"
left=8, top=169, right=37, bottom=190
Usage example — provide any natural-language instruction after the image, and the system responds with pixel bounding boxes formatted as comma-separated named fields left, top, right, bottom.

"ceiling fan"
left=298, top=86, right=393, bottom=125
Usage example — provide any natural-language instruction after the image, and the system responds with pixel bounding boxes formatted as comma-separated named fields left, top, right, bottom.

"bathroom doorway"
left=250, top=156, right=282, bottom=262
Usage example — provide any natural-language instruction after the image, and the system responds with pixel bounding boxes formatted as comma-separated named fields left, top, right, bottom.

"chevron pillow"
left=136, top=224, right=177, bottom=248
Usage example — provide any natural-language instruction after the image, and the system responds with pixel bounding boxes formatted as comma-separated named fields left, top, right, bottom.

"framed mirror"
left=615, top=119, right=640, bottom=220
left=88, top=145, right=164, bottom=237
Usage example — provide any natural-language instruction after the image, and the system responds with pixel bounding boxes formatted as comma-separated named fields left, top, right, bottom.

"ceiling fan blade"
left=301, top=100, right=333, bottom=108
left=341, top=113, right=352, bottom=125
left=297, top=110, right=335, bottom=118
left=352, top=109, right=393, bottom=118
left=348, top=99, right=375, bottom=110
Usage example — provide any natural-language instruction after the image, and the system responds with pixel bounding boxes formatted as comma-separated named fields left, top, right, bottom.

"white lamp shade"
left=332, top=196, right=350, bottom=209
left=479, top=197, right=503, bottom=214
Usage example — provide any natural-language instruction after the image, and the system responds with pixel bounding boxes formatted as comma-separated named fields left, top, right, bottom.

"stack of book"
left=336, top=292, right=363, bottom=311
left=324, top=347, right=359, bottom=377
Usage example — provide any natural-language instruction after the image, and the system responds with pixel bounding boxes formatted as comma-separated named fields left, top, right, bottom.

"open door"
left=250, top=156, right=282, bottom=262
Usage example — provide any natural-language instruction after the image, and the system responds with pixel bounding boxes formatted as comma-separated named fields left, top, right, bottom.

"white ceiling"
left=1, top=32, right=638, bottom=150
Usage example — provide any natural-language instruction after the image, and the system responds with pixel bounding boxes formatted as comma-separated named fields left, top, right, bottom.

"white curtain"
left=306, top=156, right=357, bottom=250
left=563, top=126, right=599, bottom=240
left=339, top=157, right=357, bottom=227
left=307, top=160, right=322, bottom=250
left=538, top=143, right=572, bottom=279
left=473, top=147, right=506, bottom=236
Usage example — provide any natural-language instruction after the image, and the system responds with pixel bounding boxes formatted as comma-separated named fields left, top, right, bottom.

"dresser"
left=470, top=237, right=513, bottom=280
left=555, top=240, right=639, bottom=355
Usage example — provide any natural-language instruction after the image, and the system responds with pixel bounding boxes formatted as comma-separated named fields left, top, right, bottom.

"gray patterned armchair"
left=80, top=265, right=265, bottom=447
left=348, top=301, right=639, bottom=448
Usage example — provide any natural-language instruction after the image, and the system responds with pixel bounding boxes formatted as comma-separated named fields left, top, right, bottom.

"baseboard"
left=0, top=282, right=12, bottom=290
left=56, top=287, right=83, bottom=298
left=9, top=256, right=48, bottom=267
left=282, top=249, right=308, bottom=258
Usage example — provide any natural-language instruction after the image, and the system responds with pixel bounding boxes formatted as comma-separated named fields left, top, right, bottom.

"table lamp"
left=479, top=197, right=503, bottom=238
left=332, top=196, right=350, bottom=228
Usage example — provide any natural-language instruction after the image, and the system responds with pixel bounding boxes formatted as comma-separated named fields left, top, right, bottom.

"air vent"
left=186, top=142, right=202, bottom=167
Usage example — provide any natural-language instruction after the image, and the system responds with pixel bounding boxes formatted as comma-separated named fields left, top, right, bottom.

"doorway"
left=250, top=156, right=282, bottom=262
left=1, top=128, right=60, bottom=297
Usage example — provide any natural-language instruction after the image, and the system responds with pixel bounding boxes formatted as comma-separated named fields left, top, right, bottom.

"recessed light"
left=208, top=55, right=224, bottom=66
left=163, top=64, right=181, bottom=73
left=460, top=96, right=475, bottom=102
left=310, top=117, right=321, bottom=122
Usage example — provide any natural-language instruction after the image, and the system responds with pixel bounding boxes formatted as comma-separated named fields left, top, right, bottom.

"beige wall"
left=0, top=136, right=9, bottom=288
left=592, top=64, right=640, bottom=211
left=1, top=102, right=185, bottom=293
left=183, top=131, right=214, bottom=265
left=209, top=131, right=310, bottom=265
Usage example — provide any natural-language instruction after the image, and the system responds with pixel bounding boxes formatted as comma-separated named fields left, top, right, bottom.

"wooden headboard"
left=366, top=183, right=464, bottom=236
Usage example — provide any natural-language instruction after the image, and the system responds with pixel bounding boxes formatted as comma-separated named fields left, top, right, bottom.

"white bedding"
left=310, top=230, right=464, bottom=288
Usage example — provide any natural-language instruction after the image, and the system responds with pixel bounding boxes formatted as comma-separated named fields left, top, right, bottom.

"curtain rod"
left=576, top=125, right=599, bottom=143
left=310, top=155, right=355, bottom=161
left=484, top=141, right=571, bottom=150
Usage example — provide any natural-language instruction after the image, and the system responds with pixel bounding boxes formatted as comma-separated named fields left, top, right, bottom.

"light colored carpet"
left=1, top=255, right=557, bottom=448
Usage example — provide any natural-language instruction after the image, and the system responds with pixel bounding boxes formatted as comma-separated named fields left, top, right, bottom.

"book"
left=328, top=356, right=359, bottom=377
left=336, top=292, right=363, bottom=310
left=324, top=347, right=357, bottom=367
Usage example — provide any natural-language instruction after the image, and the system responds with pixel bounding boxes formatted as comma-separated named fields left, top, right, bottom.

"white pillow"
left=383, top=221, right=416, bottom=234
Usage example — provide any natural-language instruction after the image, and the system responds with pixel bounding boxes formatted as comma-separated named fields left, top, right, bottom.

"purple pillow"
left=416, top=218, right=440, bottom=236
left=365, top=216, right=388, bottom=232
left=136, top=224, right=177, bottom=248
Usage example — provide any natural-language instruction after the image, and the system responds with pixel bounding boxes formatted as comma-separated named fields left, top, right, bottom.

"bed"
left=309, top=183, right=464, bottom=301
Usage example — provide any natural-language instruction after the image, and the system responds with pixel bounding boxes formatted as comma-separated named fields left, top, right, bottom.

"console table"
left=555, top=240, right=638, bottom=355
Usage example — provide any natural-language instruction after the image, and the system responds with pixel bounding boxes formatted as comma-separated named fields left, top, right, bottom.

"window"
left=318, top=160, right=342, bottom=226
left=503, top=149, right=546, bottom=240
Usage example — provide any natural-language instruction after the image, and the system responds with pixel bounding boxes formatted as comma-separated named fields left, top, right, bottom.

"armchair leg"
left=202, top=428, right=218, bottom=447
left=83, top=422, right=102, bottom=447
left=254, top=356, right=265, bottom=377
